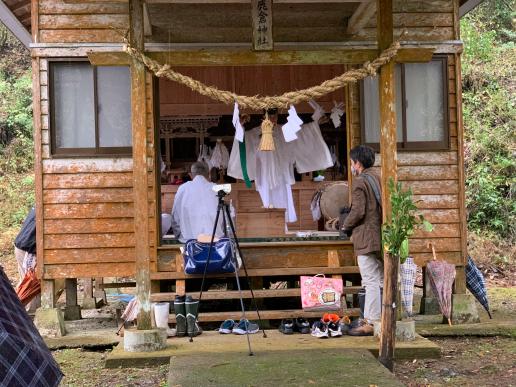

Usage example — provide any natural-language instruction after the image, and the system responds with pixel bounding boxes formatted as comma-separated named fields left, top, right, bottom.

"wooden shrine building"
left=2, top=0, right=483, bottom=326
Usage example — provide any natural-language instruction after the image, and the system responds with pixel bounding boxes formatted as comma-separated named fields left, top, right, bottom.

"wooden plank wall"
left=37, top=57, right=157, bottom=279
left=159, top=64, right=346, bottom=116
left=349, top=54, right=464, bottom=267
left=36, top=0, right=454, bottom=44
left=351, top=0, right=455, bottom=42
left=37, top=0, right=128, bottom=43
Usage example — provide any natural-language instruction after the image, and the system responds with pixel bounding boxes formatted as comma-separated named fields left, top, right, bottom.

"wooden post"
left=376, top=0, right=398, bottom=372
left=41, top=280, right=55, bottom=309
left=130, top=0, right=152, bottom=330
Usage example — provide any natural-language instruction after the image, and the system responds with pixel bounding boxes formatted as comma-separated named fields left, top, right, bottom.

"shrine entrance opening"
left=156, top=64, right=352, bottom=242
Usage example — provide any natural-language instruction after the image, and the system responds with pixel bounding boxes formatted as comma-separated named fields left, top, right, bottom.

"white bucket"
left=161, top=214, right=172, bottom=236
left=153, top=302, right=170, bottom=329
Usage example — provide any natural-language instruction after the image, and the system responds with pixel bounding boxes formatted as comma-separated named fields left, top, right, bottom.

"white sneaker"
left=310, top=321, right=329, bottom=338
left=328, top=322, right=342, bottom=337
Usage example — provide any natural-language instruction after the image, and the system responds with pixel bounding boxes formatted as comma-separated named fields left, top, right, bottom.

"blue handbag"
left=183, top=238, right=236, bottom=275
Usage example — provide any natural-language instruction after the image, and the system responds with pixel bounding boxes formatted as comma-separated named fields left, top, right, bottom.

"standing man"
left=341, top=145, right=383, bottom=336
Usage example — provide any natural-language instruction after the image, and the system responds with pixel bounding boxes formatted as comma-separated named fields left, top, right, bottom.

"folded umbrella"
left=0, top=266, right=63, bottom=387
left=400, top=257, right=418, bottom=317
left=16, top=268, right=41, bottom=306
left=116, top=297, right=140, bottom=335
left=426, top=243, right=456, bottom=326
left=466, top=256, right=492, bottom=319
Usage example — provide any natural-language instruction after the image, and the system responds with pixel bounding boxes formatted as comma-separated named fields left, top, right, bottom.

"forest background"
left=0, top=0, right=514, bottom=284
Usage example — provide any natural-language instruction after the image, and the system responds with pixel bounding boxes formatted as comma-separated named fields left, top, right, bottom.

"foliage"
left=463, top=0, right=516, bottom=43
left=461, top=1, right=516, bottom=242
left=382, top=178, right=433, bottom=263
left=0, top=23, right=34, bottom=231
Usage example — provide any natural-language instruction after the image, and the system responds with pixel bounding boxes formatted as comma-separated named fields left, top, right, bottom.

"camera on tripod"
left=212, top=183, right=232, bottom=197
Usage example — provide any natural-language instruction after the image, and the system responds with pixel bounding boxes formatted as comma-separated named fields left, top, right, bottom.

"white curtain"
left=54, top=63, right=95, bottom=148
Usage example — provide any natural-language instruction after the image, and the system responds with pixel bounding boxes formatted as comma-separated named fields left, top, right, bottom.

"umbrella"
left=426, top=243, right=456, bottom=326
left=0, top=266, right=63, bottom=387
left=16, top=268, right=41, bottom=306
left=116, top=297, right=140, bottom=335
left=466, top=256, right=492, bottom=319
left=400, top=257, right=418, bottom=316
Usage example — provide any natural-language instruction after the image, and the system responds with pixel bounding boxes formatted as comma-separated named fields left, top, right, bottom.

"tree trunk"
left=379, top=253, right=399, bottom=371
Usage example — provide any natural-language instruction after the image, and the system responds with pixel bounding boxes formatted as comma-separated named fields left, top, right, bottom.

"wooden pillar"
left=41, top=280, right=55, bottom=309
left=130, top=0, right=152, bottom=330
left=165, top=138, right=171, bottom=169
left=376, top=0, right=398, bottom=372
left=64, top=278, right=82, bottom=320
left=81, top=278, right=96, bottom=309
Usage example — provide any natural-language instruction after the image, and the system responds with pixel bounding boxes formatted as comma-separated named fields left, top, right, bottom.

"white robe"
left=227, top=121, right=332, bottom=225
left=255, top=125, right=297, bottom=223
left=171, top=175, right=223, bottom=242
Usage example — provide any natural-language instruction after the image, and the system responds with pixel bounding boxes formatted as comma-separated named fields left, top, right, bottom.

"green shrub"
left=462, top=1, right=516, bottom=242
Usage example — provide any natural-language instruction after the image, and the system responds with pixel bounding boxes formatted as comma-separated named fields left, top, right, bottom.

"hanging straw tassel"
left=259, top=114, right=275, bottom=151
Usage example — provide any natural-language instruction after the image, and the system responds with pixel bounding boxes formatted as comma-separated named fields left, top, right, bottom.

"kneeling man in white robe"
left=171, top=162, right=224, bottom=242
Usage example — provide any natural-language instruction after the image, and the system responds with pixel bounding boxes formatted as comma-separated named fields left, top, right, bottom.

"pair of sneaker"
left=310, top=313, right=343, bottom=338
left=219, top=319, right=259, bottom=335
left=278, top=318, right=310, bottom=334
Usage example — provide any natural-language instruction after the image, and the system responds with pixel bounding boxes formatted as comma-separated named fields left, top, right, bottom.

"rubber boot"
left=174, top=295, right=186, bottom=337
left=185, top=296, right=202, bottom=337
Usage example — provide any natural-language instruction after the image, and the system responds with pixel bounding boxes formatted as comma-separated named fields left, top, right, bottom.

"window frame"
left=360, top=55, right=449, bottom=151
left=49, top=58, right=133, bottom=157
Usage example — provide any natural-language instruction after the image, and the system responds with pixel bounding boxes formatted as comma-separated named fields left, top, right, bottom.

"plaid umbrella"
left=400, top=257, right=418, bottom=316
left=0, top=266, right=63, bottom=386
left=426, top=244, right=456, bottom=326
left=466, top=256, right=492, bottom=319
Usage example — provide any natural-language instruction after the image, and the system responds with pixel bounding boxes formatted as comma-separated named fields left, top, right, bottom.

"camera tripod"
left=190, top=189, right=267, bottom=355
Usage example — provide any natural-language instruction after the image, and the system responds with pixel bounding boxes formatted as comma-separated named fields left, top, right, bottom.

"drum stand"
left=190, top=189, right=267, bottom=355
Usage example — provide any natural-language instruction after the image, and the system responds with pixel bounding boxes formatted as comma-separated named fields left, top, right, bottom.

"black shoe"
left=279, top=319, right=294, bottom=334
left=294, top=318, right=310, bottom=334
left=340, top=316, right=353, bottom=335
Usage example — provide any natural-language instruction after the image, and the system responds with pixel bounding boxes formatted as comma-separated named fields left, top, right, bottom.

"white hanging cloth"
left=210, top=139, right=230, bottom=169
left=197, top=144, right=213, bottom=169
left=289, top=121, right=333, bottom=174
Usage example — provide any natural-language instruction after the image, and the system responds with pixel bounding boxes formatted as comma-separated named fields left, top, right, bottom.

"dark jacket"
left=342, top=169, right=382, bottom=256
left=14, top=208, right=36, bottom=254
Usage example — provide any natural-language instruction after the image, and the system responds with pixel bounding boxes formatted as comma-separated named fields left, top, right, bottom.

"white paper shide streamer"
left=309, top=100, right=325, bottom=123
left=282, top=105, right=303, bottom=142
left=330, top=101, right=345, bottom=128
left=232, top=102, right=245, bottom=142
